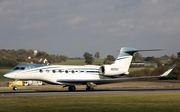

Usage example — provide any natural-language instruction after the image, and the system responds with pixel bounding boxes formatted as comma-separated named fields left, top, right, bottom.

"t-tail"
left=99, top=47, right=162, bottom=76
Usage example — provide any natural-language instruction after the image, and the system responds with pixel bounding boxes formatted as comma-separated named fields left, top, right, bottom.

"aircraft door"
left=29, top=65, right=36, bottom=79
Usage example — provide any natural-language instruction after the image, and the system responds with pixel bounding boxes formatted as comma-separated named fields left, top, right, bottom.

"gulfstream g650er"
left=4, top=47, right=176, bottom=91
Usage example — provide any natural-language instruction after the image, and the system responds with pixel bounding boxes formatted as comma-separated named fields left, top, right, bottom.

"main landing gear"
left=86, top=86, right=94, bottom=91
left=64, top=82, right=96, bottom=91
left=63, top=85, right=76, bottom=91
left=68, top=85, right=76, bottom=91
left=86, top=82, right=96, bottom=91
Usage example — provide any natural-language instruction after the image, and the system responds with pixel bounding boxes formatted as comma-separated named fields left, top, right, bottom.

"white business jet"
left=3, top=47, right=176, bottom=91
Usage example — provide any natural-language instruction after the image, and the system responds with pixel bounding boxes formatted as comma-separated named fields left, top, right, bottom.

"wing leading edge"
left=57, top=65, right=176, bottom=85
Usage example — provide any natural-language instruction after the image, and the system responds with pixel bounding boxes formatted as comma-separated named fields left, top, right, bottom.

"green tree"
left=167, top=58, right=180, bottom=80
left=83, top=52, right=94, bottom=65
left=178, top=52, right=180, bottom=58
left=17, top=55, right=26, bottom=62
left=144, top=56, right=155, bottom=61
left=154, top=58, right=162, bottom=67
left=0, top=58, right=19, bottom=68
left=0, top=48, right=69, bottom=64
left=133, top=52, right=142, bottom=61
left=103, top=59, right=112, bottom=64
left=94, top=52, right=100, bottom=59
left=103, top=55, right=115, bottom=64
left=17, top=49, right=26, bottom=55
left=60, top=55, right=69, bottom=62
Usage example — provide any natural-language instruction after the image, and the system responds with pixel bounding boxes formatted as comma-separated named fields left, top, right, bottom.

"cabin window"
left=65, top=70, right=68, bottom=73
left=59, top=70, right=62, bottom=73
left=52, top=70, right=56, bottom=73
left=40, top=69, right=43, bottom=73
left=71, top=70, right=74, bottom=73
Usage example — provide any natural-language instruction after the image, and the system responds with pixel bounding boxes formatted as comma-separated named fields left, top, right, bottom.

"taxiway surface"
left=0, top=88, right=180, bottom=97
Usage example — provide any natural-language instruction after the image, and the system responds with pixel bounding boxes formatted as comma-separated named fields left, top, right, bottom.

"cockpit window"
left=20, top=67, right=25, bottom=70
left=13, top=67, right=25, bottom=70
left=13, top=67, right=20, bottom=70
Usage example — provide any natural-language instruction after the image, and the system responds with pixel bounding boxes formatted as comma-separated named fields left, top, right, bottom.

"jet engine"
left=99, top=65, right=128, bottom=76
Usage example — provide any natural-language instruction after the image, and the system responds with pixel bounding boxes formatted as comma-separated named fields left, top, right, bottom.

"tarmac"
left=1, top=88, right=180, bottom=97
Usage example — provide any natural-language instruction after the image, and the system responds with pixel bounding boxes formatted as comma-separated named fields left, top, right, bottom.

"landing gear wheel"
left=68, top=86, right=76, bottom=91
left=13, top=86, right=17, bottom=90
left=86, top=87, right=94, bottom=91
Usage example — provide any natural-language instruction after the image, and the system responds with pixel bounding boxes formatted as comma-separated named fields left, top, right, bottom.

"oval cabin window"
left=40, top=69, right=43, bottom=73
left=72, top=70, right=75, bottom=74
left=65, top=70, right=68, bottom=73
left=52, top=70, right=56, bottom=73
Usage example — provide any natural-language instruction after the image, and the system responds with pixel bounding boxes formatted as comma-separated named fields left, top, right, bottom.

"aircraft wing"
left=57, top=65, right=176, bottom=85
left=57, top=76, right=159, bottom=85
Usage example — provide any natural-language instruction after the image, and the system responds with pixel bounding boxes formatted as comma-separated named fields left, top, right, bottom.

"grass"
left=0, top=69, right=11, bottom=81
left=0, top=93, right=180, bottom=112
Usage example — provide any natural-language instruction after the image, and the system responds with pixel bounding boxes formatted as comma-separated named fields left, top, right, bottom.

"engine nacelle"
left=99, top=65, right=128, bottom=76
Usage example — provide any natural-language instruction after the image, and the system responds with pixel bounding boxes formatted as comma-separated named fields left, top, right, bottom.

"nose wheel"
left=13, top=86, right=17, bottom=90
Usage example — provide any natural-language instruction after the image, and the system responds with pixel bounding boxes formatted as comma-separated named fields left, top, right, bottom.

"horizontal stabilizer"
left=125, top=49, right=164, bottom=54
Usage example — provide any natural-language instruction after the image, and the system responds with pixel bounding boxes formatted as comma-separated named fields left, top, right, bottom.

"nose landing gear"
left=12, top=80, right=19, bottom=90
left=13, top=86, right=17, bottom=90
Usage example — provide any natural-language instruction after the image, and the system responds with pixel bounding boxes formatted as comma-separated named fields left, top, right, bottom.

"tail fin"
left=113, top=47, right=162, bottom=73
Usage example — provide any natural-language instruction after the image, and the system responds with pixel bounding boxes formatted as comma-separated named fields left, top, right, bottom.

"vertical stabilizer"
left=113, top=47, right=137, bottom=72
left=112, top=47, right=162, bottom=73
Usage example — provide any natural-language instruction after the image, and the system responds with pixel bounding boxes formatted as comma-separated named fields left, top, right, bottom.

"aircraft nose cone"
left=3, top=73, right=14, bottom=79
left=4, top=73, right=10, bottom=78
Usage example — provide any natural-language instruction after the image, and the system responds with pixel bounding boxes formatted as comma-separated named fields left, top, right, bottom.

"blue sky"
left=0, top=0, right=180, bottom=58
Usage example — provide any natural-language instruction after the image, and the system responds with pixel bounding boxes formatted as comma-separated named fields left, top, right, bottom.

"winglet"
left=159, top=65, right=176, bottom=77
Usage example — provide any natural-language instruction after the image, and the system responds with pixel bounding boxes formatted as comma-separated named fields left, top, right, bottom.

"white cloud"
left=0, top=0, right=180, bottom=58
left=19, top=20, right=49, bottom=30
left=66, top=16, right=85, bottom=25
